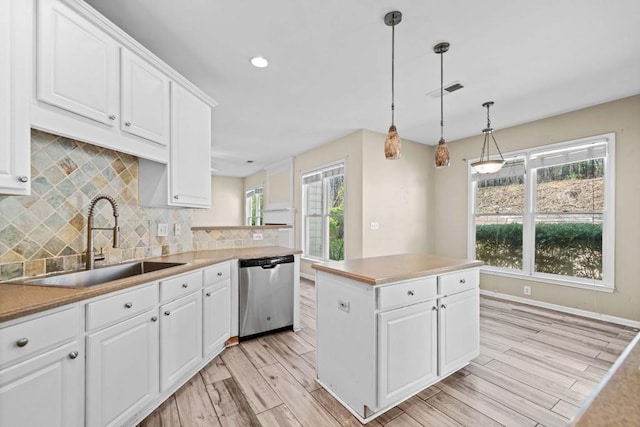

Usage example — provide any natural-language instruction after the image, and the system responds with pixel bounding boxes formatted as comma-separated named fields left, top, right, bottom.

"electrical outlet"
left=524, top=286, right=532, bottom=296
left=157, top=223, right=169, bottom=237
left=370, top=222, right=379, bottom=230
left=253, top=233, right=263, bottom=240
left=174, top=223, right=181, bottom=236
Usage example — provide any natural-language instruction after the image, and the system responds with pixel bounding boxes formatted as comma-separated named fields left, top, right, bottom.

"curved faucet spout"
left=86, top=194, right=120, bottom=270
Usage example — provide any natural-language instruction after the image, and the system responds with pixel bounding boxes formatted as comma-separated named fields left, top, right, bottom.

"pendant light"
left=384, top=11, right=402, bottom=159
left=471, top=101, right=506, bottom=174
left=434, top=42, right=450, bottom=168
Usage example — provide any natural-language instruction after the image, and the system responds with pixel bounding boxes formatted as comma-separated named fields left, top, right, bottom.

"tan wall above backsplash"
left=0, top=130, right=193, bottom=281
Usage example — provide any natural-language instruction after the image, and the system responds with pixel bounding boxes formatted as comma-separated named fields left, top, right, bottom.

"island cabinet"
left=314, top=254, right=481, bottom=423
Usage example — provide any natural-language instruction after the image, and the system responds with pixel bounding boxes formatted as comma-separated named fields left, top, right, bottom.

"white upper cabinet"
left=0, top=0, right=32, bottom=195
left=37, top=0, right=119, bottom=126
left=169, top=84, right=212, bottom=207
left=120, top=49, right=170, bottom=146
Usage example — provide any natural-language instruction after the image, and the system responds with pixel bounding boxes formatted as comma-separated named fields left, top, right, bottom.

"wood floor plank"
left=256, top=404, right=302, bottom=427
left=454, top=374, right=569, bottom=427
left=138, top=395, right=180, bottom=427
left=415, top=385, right=441, bottom=401
left=174, top=374, right=221, bottom=427
left=310, top=387, right=364, bottom=427
left=206, top=377, right=261, bottom=427
left=259, top=363, right=341, bottom=427
left=301, top=349, right=316, bottom=367
left=397, top=399, right=462, bottom=427
left=426, top=391, right=502, bottom=427
left=220, top=345, right=282, bottom=413
left=273, top=330, right=315, bottom=355
left=552, top=399, right=580, bottom=420
left=504, top=348, right=602, bottom=383
left=374, top=406, right=403, bottom=424
left=296, top=327, right=317, bottom=347
left=262, top=334, right=320, bottom=392
left=239, top=337, right=278, bottom=369
left=521, top=337, right=614, bottom=371
left=384, top=413, right=423, bottom=427
left=299, top=312, right=316, bottom=331
left=472, top=353, right=493, bottom=365
left=200, top=355, right=232, bottom=384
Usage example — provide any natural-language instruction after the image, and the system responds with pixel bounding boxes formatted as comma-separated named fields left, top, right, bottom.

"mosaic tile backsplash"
left=192, top=228, right=279, bottom=250
left=0, top=130, right=193, bottom=281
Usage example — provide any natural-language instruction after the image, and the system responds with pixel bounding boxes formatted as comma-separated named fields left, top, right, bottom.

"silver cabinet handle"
left=432, top=306, right=438, bottom=311
left=164, top=311, right=171, bottom=316
left=182, top=283, right=188, bottom=288
left=441, top=304, right=447, bottom=309
left=124, top=302, right=133, bottom=309
left=174, top=195, right=179, bottom=200
left=217, top=272, right=223, bottom=277
left=109, top=115, right=116, bottom=120
left=205, top=292, right=212, bottom=297
left=68, top=351, right=79, bottom=359
left=18, top=176, right=29, bottom=183
left=16, top=338, right=29, bottom=348
left=407, top=290, right=415, bottom=296
left=460, top=278, right=466, bottom=284
left=151, top=316, right=158, bottom=322
left=125, top=121, right=131, bottom=127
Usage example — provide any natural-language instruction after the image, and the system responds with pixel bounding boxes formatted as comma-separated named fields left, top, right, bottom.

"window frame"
left=467, top=133, right=615, bottom=292
left=245, top=186, right=263, bottom=226
left=301, top=161, right=346, bottom=262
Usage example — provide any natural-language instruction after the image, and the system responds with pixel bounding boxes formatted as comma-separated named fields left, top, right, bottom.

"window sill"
left=480, top=267, right=615, bottom=293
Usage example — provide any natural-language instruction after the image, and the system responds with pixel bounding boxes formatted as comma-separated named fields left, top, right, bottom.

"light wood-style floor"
left=138, top=279, right=637, bottom=427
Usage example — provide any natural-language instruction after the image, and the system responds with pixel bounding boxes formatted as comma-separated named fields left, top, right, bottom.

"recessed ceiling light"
left=246, top=160, right=254, bottom=163
left=250, top=56, right=268, bottom=68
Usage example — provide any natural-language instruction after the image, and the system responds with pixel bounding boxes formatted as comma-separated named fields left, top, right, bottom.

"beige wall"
left=361, top=130, right=434, bottom=257
left=192, top=175, right=244, bottom=226
left=432, top=95, right=640, bottom=321
left=267, top=169, right=291, bottom=205
left=244, top=170, right=266, bottom=191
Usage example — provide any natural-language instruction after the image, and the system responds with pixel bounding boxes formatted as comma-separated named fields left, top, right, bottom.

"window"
left=469, top=134, right=615, bottom=289
left=245, top=187, right=263, bottom=226
left=302, top=163, right=345, bottom=261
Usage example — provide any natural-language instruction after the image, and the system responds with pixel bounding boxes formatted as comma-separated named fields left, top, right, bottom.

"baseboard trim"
left=300, top=272, right=315, bottom=282
left=480, top=289, right=640, bottom=329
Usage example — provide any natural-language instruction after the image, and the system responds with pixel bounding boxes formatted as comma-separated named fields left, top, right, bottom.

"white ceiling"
left=84, top=0, right=640, bottom=177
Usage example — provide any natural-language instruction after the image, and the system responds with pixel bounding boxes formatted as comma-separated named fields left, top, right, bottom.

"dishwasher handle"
left=261, top=264, right=277, bottom=269
left=239, top=255, right=294, bottom=268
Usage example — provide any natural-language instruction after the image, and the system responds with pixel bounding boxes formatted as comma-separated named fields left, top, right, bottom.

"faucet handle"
left=93, top=247, right=106, bottom=262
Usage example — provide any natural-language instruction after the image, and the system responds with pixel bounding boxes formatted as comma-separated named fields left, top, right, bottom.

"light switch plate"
left=174, top=223, right=181, bottom=236
left=370, top=222, right=379, bottom=230
left=253, top=233, right=263, bottom=240
left=157, top=223, right=169, bottom=237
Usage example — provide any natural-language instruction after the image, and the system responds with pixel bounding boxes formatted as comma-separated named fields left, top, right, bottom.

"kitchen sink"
left=11, top=261, right=186, bottom=288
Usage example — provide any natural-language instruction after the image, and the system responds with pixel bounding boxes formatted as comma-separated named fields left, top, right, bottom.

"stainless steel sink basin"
left=12, top=261, right=186, bottom=288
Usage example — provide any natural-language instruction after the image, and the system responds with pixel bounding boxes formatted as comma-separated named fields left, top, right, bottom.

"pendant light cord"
left=391, top=16, right=396, bottom=126
left=440, top=50, right=443, bottom=139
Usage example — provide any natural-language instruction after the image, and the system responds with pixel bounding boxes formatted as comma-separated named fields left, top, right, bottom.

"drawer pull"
left=441, top=304, right=447, bottom=309
left=124, top=302, right=133, bottom=309
left=182, top=283, right=189, bottom=288
left=460, top=278, right=466, bottom=284
left=108, top=114, right=116, bottom=120
left=205, top=292, right=212, bottom=297
left=164, top=311, right=171, bottom=316
left=407, top=290, right=415, bottom=296
left=68, top=351, right=79, bottom=360
left=432, top=306, right=438, bottom=311
left=217, top=272, right=223, bottom=276
left=125, top=121, right=131, bottom=127
left=16, top=338, right=29, bottom=348
left=151, top=316, right=158, bottom=322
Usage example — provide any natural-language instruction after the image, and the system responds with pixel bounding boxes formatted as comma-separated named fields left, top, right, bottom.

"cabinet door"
left=121, top=49, right=170, bottom=146
left=377, top=301, right=438, bottom=409
left=160, top=291, right=202, bottom=391
left=37, top=0, right=119, bottom=126
left=169, top=84, right=211, bottom=207
left=438, top=288, right=480, bottom=377
left=86, top=310, right=159, bottom=427
left=0, top=341, right=83, bottom=427
left=0, top=0, right=31, bottom=195
left=203, top=280, right=231, bottom=357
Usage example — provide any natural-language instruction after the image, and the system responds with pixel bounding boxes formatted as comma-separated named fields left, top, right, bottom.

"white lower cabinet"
left=160, top=291, right=202, bottom=392
left=377, top=301, right=438, bottom=408
left=86, top=309, right=159, bottom=427
left=203, top=280, right=231, bottom=357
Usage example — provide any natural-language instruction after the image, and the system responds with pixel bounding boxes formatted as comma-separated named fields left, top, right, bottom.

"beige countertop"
left=311, top=253, right=483, bottom=285
left=572, top=331, right=640, bottom=426
left=0, top=246, right=301, bottom=323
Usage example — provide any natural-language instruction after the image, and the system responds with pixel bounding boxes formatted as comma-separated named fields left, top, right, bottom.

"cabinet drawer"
left=204, top=262, right=230, bottom=286
left=160, top=270, right=202, bottom=302
left=438, top=268, right=479, bottom=295
left=377, top=276, right=437, bottom=311
left=0, top=306, right=78, bottom=367
left=86, top=283, right=157, bottom=331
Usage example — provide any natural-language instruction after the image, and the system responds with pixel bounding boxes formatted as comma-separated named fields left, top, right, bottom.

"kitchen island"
left=313, top=253, right=483, bottom=423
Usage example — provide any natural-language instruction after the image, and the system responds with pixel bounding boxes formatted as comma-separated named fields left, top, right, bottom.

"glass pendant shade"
left=385, top=125, right=401, bottom=159
left=471, top=101, right=505, bottom=174
left=434, top=138, right=450, bottom=167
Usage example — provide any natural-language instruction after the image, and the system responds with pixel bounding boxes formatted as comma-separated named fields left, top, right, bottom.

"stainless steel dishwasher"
left=239, top=255, right=295, bottom=338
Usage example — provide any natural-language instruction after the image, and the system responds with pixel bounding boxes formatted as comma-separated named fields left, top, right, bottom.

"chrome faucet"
left=86, top=194, right=119, bottom=270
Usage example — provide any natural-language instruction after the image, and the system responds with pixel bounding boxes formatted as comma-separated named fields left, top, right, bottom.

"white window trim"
left=245, top=185, right=263, bottom=226
left=301, top=160, right=346, bottom=263
left=467, top=133, right=615, bottom=291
